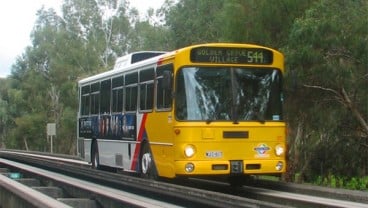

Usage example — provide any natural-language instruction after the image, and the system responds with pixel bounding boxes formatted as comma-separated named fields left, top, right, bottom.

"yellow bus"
left=77, top=43, right=286, bottom=184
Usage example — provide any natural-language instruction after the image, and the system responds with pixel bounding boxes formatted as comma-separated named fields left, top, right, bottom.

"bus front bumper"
left=174, top=159, right=286, bottom=175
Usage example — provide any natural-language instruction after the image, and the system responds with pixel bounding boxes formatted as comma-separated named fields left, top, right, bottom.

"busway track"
left=173, top=177, right=368, bottom=208
left=0, top=156, right=183, bottom=208
left=0, top=150, right=285, bottom=208
left=1, top=150, right=368, bottom=208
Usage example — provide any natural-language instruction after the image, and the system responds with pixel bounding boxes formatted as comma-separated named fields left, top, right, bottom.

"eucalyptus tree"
left=62, top=0, right=132, bottom=71
left=164, top=0, right=225, bottom=48
left=6, top=60, right=49, bottom=150
left=0, top=79, right=10, bottom=148
left=284, top=0, right=368, bottom=180
left=127, top=9, right=174, bottom=52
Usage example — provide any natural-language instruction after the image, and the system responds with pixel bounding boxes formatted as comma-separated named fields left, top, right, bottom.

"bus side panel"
left=145, top=111, right=175, bottom=178
left=98, top=140, right=136, bottom=168
left=78, top=116, right=97, bottom=162
left=84, top=139, right=92, bottom=163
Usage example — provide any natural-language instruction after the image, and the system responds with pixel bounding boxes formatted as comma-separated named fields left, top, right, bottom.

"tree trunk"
left=285, top=120, right=304, bottom=182
left=303, top=84, right=368, bottom=139
left=23, top=137, right=29, bottom=151
left=341, top=87, right=368, bottom=138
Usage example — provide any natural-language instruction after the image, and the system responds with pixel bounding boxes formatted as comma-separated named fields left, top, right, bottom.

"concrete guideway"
left=2, top=149, right=367, bottom=208
left=0, top=169, right=72, bottom=208
left=243, top=185, right=368, bottom=208
left=0, top=158, right=183, bottom=208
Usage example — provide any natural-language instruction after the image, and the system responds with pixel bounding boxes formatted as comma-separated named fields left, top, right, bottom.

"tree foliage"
left=284, top=0, right=368, bottom=180
left=0, top=0, right=367, bottom=183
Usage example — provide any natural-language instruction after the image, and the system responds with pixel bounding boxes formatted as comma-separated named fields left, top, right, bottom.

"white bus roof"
left=78, top=51, right=169, bottom=85
left=113, top=51, right=166, bottom=71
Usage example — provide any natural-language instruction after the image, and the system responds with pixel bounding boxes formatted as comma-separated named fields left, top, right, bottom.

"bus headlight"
left=185, top=163, right=195, bottom=173
left=276, top=161, right=283, bottom=171
left=184, top=145, right=196, bottom=158
left=275, top=145, right=284, bottom=156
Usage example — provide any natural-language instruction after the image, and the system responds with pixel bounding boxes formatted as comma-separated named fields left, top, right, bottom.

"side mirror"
left=162, top=71, right=172, bottom=91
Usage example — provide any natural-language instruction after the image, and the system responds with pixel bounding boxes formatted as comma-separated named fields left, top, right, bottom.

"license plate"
left=206, top=151, right=223, bottom=158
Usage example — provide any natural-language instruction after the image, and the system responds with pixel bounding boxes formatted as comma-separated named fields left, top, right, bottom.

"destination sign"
left=190, top=47, right=273, bottom=64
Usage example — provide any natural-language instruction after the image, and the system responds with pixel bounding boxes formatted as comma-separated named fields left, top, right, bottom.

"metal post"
left=50, top=135, right=53, bottom=153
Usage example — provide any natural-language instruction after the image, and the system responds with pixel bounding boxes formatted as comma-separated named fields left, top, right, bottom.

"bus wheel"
left=140, top=143, right=158, bottom=179
left=91, top=142, right=100, bottom=169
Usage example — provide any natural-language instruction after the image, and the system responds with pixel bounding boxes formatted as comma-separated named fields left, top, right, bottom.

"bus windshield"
left=175, top=67, right=283, bottom=122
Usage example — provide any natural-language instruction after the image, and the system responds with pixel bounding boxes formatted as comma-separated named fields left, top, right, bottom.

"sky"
left=0, top=0, right=164, bottom=78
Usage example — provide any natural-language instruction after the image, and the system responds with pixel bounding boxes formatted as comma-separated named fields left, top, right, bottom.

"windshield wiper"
left=257, top=112, right=265, bottom=124
left=206, top=119, right=213, bottom=124
left=254, top=106, right=265, bottom=124
left=230, top=68, right=239, bottom=124
left=231, top=106, right=239, bottom=124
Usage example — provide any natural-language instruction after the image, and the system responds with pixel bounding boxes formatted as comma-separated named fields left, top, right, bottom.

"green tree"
left=284, top=0, right=368, bottom=180
left=128, top=18, right=173, bottom=52
left=5, top=0, right=134, bottom=153
left=0, top=78, right=11, bottom=148
left=165, top=0, right=224, bottom=48
left=246, top=0, right=316, bottom=47
left=164, top=0, right=314, bottom=48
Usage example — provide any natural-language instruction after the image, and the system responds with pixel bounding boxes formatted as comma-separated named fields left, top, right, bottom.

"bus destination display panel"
left=190, top=47, right=273, bottom=65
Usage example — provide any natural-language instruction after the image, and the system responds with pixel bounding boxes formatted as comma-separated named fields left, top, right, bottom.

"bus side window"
left=81, top=85, right=90, bottom=115
left=156, top=64, right=173, bottom=110
left=100, top=79, right=111, bottom=114
left=139, top=68, right=154, bottom=111
left=112, top=75, right=124, bottom=113
left=125, top=72, right=138, bottom=112
left=91, top=82, right=100, bottom=115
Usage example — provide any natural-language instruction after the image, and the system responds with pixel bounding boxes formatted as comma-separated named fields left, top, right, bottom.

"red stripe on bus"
left=130, top=114, right=147, bottom=170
